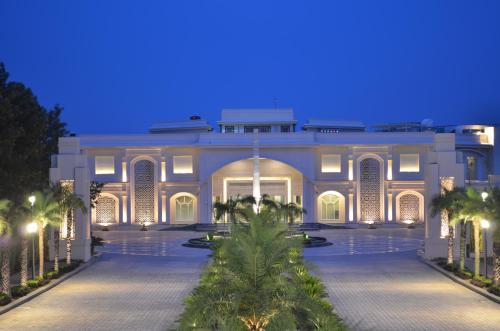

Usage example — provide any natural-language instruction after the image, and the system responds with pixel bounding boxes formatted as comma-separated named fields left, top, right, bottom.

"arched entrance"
left=211, top=158, right=304, bottom=222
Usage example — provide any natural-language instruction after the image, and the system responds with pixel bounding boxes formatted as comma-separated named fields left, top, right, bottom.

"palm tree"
left=460, top=188, right=488, bottom=278
left=0, top=199, right=12, bottom=297
left=430, top=187, right=466, bottom=265
left=12, top=204, right=30, bottom=287
left=32, top=191, right=61, bottom=277
left=213, top=195, right=256, bottom=231
left=276, top=201, right=307, bottom=224
left=55, top=185, right=87, bottom=265
left=483, top=187, right=500, bottom=284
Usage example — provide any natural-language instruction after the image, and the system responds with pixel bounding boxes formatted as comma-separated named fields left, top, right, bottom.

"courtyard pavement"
left=0, top=230, right=209, bottom=331
left=304, top=227, right=500, bottom=331
left=0, top=227, right=499, bottom=331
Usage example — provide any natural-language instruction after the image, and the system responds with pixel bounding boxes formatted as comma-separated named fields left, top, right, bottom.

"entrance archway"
left=211, top=158, right=304, bottom=222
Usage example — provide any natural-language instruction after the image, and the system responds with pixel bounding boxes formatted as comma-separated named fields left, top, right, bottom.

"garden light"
left=481, top=191, right=488, bottom=201
left=28, top=195, right=36, bottom=206
left=26, top=221, right=38, bottom=234
left=480, top=219, right=490, bottom=229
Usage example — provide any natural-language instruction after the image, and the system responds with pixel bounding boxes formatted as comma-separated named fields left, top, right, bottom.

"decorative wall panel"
left=134, top=160, right=155, bottom=224
left=360, top=158, right=381, bottom=221
left=96, top=197, right=116, bottom=224
left=399, top=194, right=419, bottom=222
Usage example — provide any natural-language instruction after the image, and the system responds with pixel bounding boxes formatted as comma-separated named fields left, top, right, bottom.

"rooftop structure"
left=303, top=119, right=366, bottom=133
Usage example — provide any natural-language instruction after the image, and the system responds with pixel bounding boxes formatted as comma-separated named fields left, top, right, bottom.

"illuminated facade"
left=49, top=109, right=499, bottom=261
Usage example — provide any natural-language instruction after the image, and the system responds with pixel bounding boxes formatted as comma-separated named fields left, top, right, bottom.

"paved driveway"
left=305, top=227, right=500, bottom=331
left=0, top=231, right=209, bottom=331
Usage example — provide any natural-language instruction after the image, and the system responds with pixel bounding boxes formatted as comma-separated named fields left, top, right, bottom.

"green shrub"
left=44, top=271, right=59, bottom=279
left=487, top=284, right=500, bottom=296
left=0, top=292, right=11, bottom=306
left=177, top=215, right=347, bottom=330
left=471, top=276, right=493, bottom=288
left=11, top=285, right=30, bottom=298
left=27, top=279, right=39, bottom=288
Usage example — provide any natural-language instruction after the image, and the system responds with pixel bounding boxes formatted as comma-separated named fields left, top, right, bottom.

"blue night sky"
left=1, top=1, right=500, bottom=134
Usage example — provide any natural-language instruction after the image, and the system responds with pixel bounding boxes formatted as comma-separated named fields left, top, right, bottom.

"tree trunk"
left=66, top=209, right=72, bottom=265
left=20, top=237, right=28, bottom=286
left=54, top=229, right=59, bottom=273
left=459, top=222, right=466, bottom=271
left=474, top=222, right=481, bottom=278
left=447, top=226, right=454, bottom=265
left=1, top=246, right=10, bottom=297
left=38, top=222, right=44, bottom=278
left=494, top=243, right=500, bottom=286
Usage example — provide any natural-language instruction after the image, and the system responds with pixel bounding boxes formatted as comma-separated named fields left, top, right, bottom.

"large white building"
left=49, top=109, right=499, bottom=261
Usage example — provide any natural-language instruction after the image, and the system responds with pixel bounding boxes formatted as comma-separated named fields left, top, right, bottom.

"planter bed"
left=0, top=261, right=82, bottom=307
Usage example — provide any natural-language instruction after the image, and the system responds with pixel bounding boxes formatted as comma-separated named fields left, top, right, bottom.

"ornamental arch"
left=130, top=156, right=158, bottom=224
left=93, top=193, right=119, bottom=225
left=357, top=154, right=385, bottom=222
left=395, top=190, right=424, bottom=223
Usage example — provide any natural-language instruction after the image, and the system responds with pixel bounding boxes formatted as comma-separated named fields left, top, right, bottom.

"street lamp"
left=481, top=191, right=489, bottom=202
left=28, top=195, right=36, bottom=206
left=26, top=221, right=38, bottom=279
left=481, top=219, right=490, bottom=278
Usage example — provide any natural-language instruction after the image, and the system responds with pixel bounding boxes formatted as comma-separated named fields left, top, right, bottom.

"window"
left=467, top=156, right=477, bottom=180
left=224, top=126, right=235, bottom=133
left=399, top=154, right=420, bottom=172
left=321, top=154, right=341, bottom=173
left=173, top=155, right=193, bottom=174
left=280, top=125, right=291, bottom=133
left=320, top=194, right=340, bottom=220
left=244, top=126, right=271, bottom=133
left=95, top=156, right=115, bottom=175
left=176, top=196, right=194, bottom=221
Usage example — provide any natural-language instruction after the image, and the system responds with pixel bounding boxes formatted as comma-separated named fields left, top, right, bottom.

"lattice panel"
left=96, top=197, right=116, bottom=224
left=400, top=194, right=419, bottom=222
left=360, top=158, right=381, bottom=221
left=440, top=177, right=454, bottom=237
left=135, top=160, right=155, bottom=224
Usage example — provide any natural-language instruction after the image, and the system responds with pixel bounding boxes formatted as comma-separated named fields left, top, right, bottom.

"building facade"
left=49, top=109, right=499, bottom=261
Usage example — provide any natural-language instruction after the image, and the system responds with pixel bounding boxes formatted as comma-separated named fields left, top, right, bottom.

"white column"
left=252, top=130, right=260, bottom=211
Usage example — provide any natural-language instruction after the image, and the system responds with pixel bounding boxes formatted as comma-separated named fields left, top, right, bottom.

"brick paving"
left=1, top=227, right=499, bottom=331
left=0, top=231, right=209, bottom=331
left=305, top=228, right=500, bottom=331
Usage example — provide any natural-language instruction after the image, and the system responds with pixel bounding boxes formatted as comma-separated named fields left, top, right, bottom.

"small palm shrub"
left=0, top=292, right=12, bottom=306
left=177, top=214, right=346, bottom=330
left=10, top=285, right=30, bottom=298
left=26, top=279, right=40, bottom=288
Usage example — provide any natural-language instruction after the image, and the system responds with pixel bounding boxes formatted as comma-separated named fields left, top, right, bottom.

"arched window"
left=320, top=194, right=340, bottom=220
left=176, top=196, right=194, bottom=221
left=134, top=159, right=155, bottom=224
left=95, top=196, right=117, bottom=224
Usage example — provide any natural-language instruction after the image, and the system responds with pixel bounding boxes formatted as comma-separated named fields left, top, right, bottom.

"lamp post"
left=481, top=191, right=488, bottom=202
left=26, top=221, right=38, bottom=279
left=480, top=219, right=490, bottom=278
